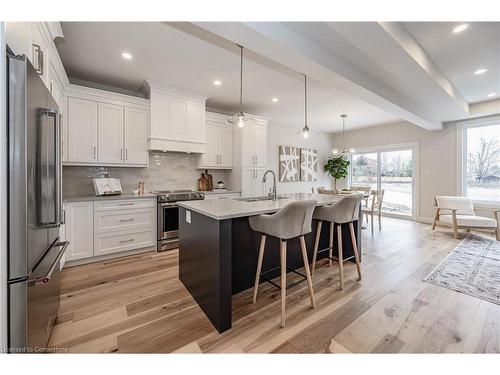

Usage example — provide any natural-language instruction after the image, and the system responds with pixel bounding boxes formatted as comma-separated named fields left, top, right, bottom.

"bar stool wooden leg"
left=280, top=239, right=287, bottom=328
left=252, top=235, right=267, bottom=303
left=349, top=223, right=362, bottom=281
left=311, top=221, right=322, bottom=275
left=378, top=212, right=382, bottom=231
left=329, top=222, right=334, bottom=267
left=337, top=225, right=344, bottom=290
left=299, top=236, right=316, bottom=309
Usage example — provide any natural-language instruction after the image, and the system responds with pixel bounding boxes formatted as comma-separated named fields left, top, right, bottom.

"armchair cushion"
left=435, top=196, right=475, bottom=215
left=439, top=214, right=497, bottom=228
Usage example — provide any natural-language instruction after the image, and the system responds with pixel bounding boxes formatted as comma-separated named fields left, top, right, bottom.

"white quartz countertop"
left=63, top=193, right=157, bottom=203
left=178, top=193, right=345, bottom=220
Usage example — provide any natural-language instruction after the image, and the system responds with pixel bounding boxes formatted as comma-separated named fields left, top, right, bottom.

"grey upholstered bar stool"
left=249, top=200, right=317, bottom=328
left=311, top=194, right=362, bottom=290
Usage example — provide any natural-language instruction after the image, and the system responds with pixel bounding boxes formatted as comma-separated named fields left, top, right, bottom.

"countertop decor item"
left=198, top=173, right=209, bottom=191
left=324, top=154, right=350, bottom=192
left=93, top=178, right=123, bottom=196
left=138, top=182, right=145, bottom=195
left=217, top=181, right=225, bottom=188
left=205, top=169, right=213, bottom=191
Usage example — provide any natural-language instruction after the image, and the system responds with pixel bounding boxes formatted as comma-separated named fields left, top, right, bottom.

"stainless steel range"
left=152, top=190, right=205, bottom=251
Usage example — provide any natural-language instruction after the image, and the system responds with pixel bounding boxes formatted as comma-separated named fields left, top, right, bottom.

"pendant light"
left=302, top=74, right=310, bottom=138
left=227, top=45, right=256, bottom=127
left=331, top=114, right=356, bottom=155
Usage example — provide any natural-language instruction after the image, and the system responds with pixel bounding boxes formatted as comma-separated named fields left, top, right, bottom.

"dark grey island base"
left=178, top=194, right=362, bottom=333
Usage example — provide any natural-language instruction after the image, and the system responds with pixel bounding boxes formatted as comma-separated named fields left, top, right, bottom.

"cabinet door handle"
left=119, top=218, right=135, bottom=222
left=119, top=203, right=135, bottom=206
left=93, top=146, right=97, bottom=159
left=126, top=149, right=128, bottom=161
left=119, top=238, right=135, bottom=243
left=120, top=149, right=123, bottom=160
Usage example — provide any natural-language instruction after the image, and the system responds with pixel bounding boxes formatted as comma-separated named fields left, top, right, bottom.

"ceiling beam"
left=194, top=22, right=473, bottom=130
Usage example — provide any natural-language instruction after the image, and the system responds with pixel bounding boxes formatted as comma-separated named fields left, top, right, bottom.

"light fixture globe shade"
left=302, top=128, right=309, bottom=138
left=331, top=148, right=340, bottom=155
left=227, top=112, right=255, bottom=128
left=348, top=147, right=356, bottom=154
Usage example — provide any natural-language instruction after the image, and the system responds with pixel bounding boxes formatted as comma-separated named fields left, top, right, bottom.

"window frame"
left=458, top=115, right=500, bottom=207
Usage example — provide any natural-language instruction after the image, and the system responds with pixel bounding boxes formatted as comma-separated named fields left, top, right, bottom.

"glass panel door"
left=350, top=147, right=415, bottom=218
left=380, top=149, right=413, bottom=216
left=351, top=153, right=378, bottom=191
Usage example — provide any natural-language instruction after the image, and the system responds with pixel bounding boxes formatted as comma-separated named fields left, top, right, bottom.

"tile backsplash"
left=63, top=151, right=231, bottom=197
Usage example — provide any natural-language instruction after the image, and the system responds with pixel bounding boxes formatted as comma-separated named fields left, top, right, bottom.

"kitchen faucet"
left=262, top=170, right=277, bottom=200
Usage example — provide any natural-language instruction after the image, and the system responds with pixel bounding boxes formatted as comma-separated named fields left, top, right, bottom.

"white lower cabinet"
left=241, top=168, right=267, bottom=198
left=94, top=228, right=156, bottom=257
left=64, top=201, right=94, bottom=261
left=62, top=198, right=156, bottom=265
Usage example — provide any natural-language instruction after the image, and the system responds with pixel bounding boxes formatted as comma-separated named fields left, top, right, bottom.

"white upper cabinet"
left=148, top=83, right=207, bottom=153
left=98, top=103, right=124, bottom=164
left=124, top=107, right=149, bottom=165
left=219, top=123, right=234, bottom=168
left=199, top=112, right=234, bottom=169
left=253, top=125, right=267, bottom=168
left=68, top=97, right=98, bottom=163
left=65, top=85, right=149, bottom=167
left=239, top=119, right=268, bottom=168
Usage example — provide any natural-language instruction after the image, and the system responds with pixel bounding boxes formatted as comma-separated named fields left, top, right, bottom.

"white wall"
left=267, top=122, right=335, bottom=193
left=1, top=22, right=8, bottom=350
left=333, top=121, right=458, bottom=221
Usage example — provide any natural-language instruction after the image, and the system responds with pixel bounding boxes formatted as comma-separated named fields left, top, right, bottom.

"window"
left=350, top=145, right=416, bottom=217
left=464, top=122, right=500, bottom=203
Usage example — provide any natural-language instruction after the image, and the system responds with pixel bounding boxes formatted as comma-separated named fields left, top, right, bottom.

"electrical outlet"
left=186, top=210, right=191, bottom=224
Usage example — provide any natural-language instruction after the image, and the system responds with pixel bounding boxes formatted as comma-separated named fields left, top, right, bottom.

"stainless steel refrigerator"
left=7, top=52, right=68, bottom=352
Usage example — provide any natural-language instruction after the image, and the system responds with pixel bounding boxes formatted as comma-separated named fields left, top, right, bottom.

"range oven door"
left=158, top=203, right=179, bottom=241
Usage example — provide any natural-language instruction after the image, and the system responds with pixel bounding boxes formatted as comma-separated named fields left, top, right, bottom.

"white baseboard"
left=416, top=216, right=434, bottom=224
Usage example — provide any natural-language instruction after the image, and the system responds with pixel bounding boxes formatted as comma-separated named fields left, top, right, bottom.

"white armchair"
left=432, top=196, right=500, bottom=240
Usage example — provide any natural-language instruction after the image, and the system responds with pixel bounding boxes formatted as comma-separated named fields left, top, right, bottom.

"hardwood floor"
left=48, top=217, right=500, bottom=353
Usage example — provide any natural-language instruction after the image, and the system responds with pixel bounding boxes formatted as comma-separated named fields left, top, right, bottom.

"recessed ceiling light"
left=474, top=68, right=488, bottom=75
left=452, top=24, right=469, bottom=33
left=488, top=93, right=497, bottom=98
left=121, top=52, right=132, bottom=60
left=272, top=97, right=279, bottom=103
left=213, top=80, right=222, bottom=86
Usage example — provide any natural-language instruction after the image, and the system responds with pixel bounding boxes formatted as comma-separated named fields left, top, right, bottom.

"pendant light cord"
left=239, top=45, right=243, bottom=110
left=304, top=74, right=308, bottom=130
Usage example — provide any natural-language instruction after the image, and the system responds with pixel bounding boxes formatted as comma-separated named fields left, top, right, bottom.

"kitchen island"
left=177, top=193, right=362, bottom=333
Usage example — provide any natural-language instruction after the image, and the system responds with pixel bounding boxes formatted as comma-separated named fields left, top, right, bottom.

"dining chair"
left=350, top=185, right=371, bottom=206
left=361, top=190, right=384, bottom=234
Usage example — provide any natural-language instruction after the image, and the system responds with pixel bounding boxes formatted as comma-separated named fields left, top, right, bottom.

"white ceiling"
left=56, top=22, right=398, bottom=133
left=403, top=22, right=500, bottom=104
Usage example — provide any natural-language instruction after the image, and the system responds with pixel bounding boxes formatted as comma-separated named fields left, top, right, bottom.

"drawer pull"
left=119, top=203, right=135, bottom=206
left=119, top=238, right=135, bottom=243
left=119, top=218, right=135, bottom=222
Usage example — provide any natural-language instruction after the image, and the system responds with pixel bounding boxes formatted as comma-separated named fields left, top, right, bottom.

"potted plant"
left=324, top=154, right=350, bottom=192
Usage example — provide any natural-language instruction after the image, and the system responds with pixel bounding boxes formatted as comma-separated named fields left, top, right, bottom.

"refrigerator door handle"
left=38, top=109, right=61, bottom=228
left=28, top=241, right=68, bottom=286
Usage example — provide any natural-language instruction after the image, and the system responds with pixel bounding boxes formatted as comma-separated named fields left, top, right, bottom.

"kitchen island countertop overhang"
left=177, top=193, right=363, bottom=333
left=177, top=193, right=348, bottom=220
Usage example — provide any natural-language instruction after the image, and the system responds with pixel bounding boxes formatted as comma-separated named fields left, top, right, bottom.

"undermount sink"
left=236, top=195, right=289, bottom=202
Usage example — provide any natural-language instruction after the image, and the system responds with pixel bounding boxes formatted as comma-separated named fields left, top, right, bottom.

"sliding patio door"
left=351, top=145, right=416, bottom=218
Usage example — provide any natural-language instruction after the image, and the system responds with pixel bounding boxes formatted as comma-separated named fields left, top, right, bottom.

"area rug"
left=424, top=233, right=500, bottom=305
